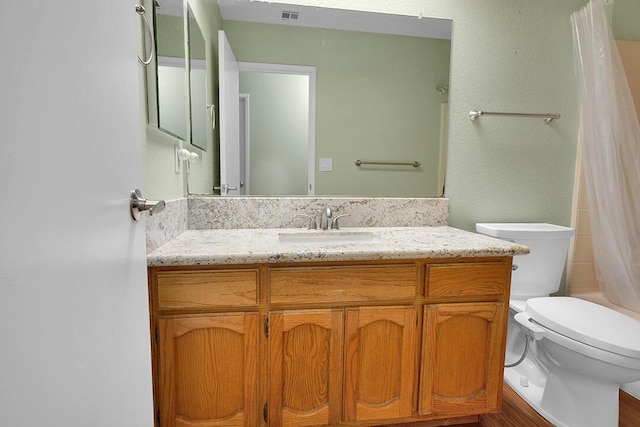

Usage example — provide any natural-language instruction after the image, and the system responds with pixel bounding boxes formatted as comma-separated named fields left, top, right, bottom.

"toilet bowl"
left=476, top=223, right=640, bottom=427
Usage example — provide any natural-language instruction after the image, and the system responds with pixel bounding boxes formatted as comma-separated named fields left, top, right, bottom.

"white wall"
left=240, top=71, right=309, bottom=195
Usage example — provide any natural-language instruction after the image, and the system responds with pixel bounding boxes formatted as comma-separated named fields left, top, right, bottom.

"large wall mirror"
left=151, top=0, right=210, bottom=151
left=152, top=0, right=188, bottom=141
left=154, top=0, right=452, bottom=197
left=187, top=4, right=208, bottom=150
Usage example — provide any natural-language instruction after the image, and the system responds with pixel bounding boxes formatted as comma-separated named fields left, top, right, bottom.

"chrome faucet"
left=319, top=206, right=332, bottom=230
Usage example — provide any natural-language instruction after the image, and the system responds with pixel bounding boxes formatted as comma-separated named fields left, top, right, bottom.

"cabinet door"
left=344, top=306, right=418, bottom=422
left=269, top=310, right=344, bottom=427
left=419, top=303, right=505, bottom=417
left=157, top=313, right=259, bottom=427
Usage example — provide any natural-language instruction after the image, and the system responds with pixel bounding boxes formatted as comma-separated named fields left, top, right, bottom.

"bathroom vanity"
left=147, top=227, right=527, bottom=427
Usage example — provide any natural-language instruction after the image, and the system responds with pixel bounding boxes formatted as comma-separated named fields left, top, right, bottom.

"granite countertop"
left=147, top=226, right=529, bottom=267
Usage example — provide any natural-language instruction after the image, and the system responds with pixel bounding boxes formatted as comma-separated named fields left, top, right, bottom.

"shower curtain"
left=571, top=0, right=640, bottom=312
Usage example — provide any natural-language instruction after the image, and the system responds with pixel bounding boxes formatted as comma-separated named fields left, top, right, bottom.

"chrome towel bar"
left=355, top=160, right=420, bottom=168
left=469, top=110, right=561, bottom=124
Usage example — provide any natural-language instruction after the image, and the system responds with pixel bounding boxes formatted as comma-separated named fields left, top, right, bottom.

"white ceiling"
left=156, top=0, right=452, bottom=40
left=218, top=0, right=451, bottom=40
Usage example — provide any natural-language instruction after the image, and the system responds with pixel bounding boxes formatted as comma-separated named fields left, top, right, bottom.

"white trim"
left=190, top=58, right=206, bottom=70
left=437, top=102, right=449, bottom=197
left=157, top=55, right=186, bottom=67
left=238, top=62, right=316, bottom=195
left=239, top=93, right=250, bottom=195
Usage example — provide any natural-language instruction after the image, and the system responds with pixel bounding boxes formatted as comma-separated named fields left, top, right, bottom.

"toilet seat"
left=509, top=299, right=527, bottom=313
left=525, top=297, right=640, bottom=359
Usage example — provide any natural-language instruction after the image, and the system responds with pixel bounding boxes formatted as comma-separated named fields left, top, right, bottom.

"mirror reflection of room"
left=188, top=4, right=208, bottom=151
left=152, top=0, right=452, bottom=197
left=154, top=1, right=188, bottom=140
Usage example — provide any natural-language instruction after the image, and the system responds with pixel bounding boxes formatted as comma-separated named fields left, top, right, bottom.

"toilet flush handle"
left=514, top=312, right=546, bottom=340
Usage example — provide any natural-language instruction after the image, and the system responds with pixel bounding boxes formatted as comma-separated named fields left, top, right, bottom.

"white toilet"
left=476, top=223, right=640, bottom=427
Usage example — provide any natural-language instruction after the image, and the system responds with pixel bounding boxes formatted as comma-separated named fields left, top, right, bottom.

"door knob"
left=213, top=184, right=238, bottom=195
left=130, top=189, right=165, bottom=220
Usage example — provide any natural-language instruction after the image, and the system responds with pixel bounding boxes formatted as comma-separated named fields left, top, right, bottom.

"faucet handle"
left=331, top=214, right=351, bottom=230
left=296, top=214, right=317, bottom=230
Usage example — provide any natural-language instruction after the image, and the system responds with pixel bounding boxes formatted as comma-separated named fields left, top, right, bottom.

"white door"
left=0, top=2, right=153, bottom=426
left=218, top=30, right=241, bottom=196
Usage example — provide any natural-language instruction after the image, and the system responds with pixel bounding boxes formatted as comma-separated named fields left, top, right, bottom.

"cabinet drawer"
left=270, top=265, right=418, bottom=304
left=427, top=263, right=508, bottom=297
left=156, top=270, right=258, bottom=311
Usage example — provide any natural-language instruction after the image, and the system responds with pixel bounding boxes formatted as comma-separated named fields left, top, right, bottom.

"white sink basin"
left=278, top=230, right=380, bottom=245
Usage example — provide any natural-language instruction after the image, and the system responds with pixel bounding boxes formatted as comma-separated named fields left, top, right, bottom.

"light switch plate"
left=174, top=145, right=181, bottom=173
left=319, top=157, right=333, bottom=172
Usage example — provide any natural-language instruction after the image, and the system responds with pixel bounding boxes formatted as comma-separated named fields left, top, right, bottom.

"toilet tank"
left=476, top=223, right=575, bottom=300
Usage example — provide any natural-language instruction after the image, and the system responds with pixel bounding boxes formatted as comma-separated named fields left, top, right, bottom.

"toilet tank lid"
left=526, top=297, right=640, bottom=358
left=476, top=223, right=575, bottom=240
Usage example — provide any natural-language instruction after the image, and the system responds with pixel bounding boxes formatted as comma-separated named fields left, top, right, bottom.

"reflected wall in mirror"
left=239, top=64, right=313, bottom=195
left=154, top=0, right=188, bottom=141
left=187, top=4, right=208, bottom=150
left=166, top=0, right=452, bottom=197
left=183, top=0, right=223, bottom=195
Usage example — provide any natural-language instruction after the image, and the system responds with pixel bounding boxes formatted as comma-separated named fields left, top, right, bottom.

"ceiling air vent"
left=281, top=11, right=300, bottom=21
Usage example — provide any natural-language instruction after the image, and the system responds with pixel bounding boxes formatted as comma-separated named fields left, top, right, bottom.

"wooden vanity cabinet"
left=268, top=309, right=344, bottom=426
left=419, top=302, right=504, bottom=416
left=343, top=306, right=418, bottom=422
left=149, top=268, right=261, bottom=427
left=157, top=313, right=260, bottom=427
left=148, top=257, right=512, bottom=427
left=419, top=262, right=511, bottom=418
left=267, top=264, right=420, bottom=426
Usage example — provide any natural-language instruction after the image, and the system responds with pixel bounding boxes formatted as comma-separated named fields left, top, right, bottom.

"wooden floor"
left=478, top=384, right=551, bottom=427
left=620, top=390, right=640, bottom=427
left=478, top=383, right=640, bottom=427
left=383, top=383, right=640, bottom=427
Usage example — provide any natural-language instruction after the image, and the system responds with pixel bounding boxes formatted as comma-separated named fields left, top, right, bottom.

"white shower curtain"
left=571, top=0, right=640, bottom=312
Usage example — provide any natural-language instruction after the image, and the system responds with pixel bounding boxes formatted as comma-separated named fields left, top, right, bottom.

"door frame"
left=239, top=93, right=250, bottom=195
left=238, top=62, right=317, bottom=195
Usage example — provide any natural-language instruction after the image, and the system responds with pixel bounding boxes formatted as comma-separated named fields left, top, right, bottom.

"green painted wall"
left=142, top=0, right=640, bottom=223
left=276, top=0, right=636, bottom=231
left=612, top=0, right=640, bottom=40
left=223, top=20, right=450, bottom=197
left=156, top=14, right=184, bottom=58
